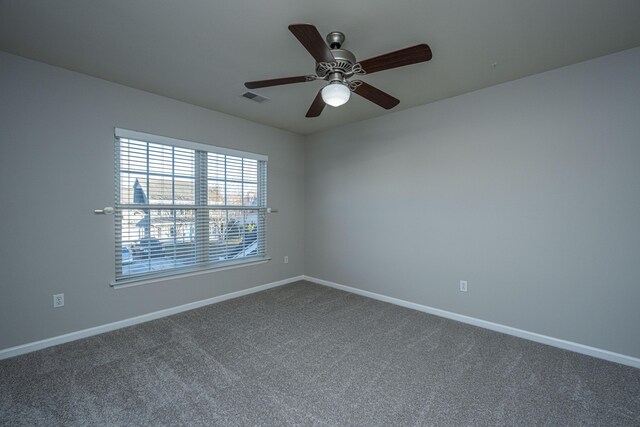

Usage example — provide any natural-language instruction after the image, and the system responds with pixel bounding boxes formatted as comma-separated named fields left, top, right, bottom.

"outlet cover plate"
left=460, top=281, right=468, bottom=292
left=53, top=293, right=64, bottom=308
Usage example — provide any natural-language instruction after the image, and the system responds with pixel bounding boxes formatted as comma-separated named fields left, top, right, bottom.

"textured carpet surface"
left=1, top=281, right=639, bottom=426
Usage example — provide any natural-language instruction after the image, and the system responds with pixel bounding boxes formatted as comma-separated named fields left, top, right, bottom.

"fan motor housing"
left=315, top=48, right=357, bottom=78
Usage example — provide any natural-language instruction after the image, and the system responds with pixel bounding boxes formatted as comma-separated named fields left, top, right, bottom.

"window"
left=114, top=129, right=267, bottom=284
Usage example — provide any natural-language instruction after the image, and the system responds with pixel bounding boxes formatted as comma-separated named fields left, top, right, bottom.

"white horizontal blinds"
left=114, top=128, right=268, bottom=161
left=114, top=131, right=267, bottom=282
left=206, top=154, right=266, bottom=262
left=116, top=138, right=199, bottom=280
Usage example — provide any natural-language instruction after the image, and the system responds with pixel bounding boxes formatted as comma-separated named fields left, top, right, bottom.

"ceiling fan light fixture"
left=321, top=81, right=351, bottom=107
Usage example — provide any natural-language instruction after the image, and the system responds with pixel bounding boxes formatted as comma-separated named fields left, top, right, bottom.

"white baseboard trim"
left=0, top=275, right=305, bottom=361
left=303, top=275, right=640, bottom=369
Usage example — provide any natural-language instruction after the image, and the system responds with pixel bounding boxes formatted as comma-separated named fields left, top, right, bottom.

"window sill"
left=110, top=257, right=271, bottom=289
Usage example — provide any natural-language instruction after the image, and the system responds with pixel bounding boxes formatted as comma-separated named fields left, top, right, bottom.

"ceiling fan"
left=244, top=24, right=432, bottom=118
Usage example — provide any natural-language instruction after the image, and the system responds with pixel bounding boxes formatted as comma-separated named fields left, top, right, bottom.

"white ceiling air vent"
left=242, top=92, right=270, bottom=103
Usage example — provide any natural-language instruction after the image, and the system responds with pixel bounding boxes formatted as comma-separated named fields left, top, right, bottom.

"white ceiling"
left=1, top=0, right=639, bottom=135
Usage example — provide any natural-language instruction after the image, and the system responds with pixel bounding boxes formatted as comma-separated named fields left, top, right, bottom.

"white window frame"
left=112, top=128, right=268, bottom=287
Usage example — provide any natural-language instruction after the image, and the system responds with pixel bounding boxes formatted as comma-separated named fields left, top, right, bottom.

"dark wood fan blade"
left=289, top=24, right=335, bottom=63
left=352, top=81, right=400, bottom=109
left=358, top=44, right=432, bottom=74
left=306, top=90, right=325, bottom=117
left=245, top=76, right=310, bottom=89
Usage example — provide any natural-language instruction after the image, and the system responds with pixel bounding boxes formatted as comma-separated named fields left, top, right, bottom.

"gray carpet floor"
left=1, top=281, right=639, bottom=426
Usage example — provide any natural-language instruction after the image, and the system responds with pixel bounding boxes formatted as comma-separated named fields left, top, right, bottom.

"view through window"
left=115, top=130, right=267, bottom=283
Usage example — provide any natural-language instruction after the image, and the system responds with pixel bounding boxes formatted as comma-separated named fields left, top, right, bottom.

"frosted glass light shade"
left=321, top=82, right=351, bottom=107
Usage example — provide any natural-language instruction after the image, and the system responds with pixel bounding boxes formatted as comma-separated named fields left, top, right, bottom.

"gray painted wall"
left=305, top=48, right=640, bottom=358
left=0, top=52, right=305, bottom=350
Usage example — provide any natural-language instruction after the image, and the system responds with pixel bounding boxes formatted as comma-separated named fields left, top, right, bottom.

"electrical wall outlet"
left=459, top=281, right=468, bottom=292
left=53, top=293, right=64, bottom=308
left=284, top=256, right=289, bottom=264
